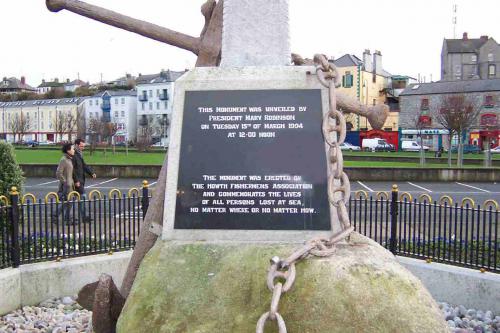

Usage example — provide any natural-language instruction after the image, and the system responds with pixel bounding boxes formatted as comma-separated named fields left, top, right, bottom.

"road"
left=21, top=178, right=499, bottom=205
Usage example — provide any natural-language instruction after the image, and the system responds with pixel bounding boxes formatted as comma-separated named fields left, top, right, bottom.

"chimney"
left=21, top=76, right=26, bottom=85
left=462, top=32, right=468, bottom=40
left=373, top=50, right=383, bottom=76
left=54, top=78, right=59, bottom=83
left=363, top=49, right=372, bottom=72
left=480, top=35, right=489, bottom=41
left=126, top=73, right=131, bottom=79
left=42, top=79, right=45, bottom=83
left=66, top=78, right=70, bottom=83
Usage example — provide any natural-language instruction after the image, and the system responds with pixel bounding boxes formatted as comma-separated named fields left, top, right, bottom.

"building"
left=136, top=69, right=186, bottom=144
left=333, top=50, right=405, bottom=148
left=0, top=98, right=83, bottom=142
left=64, top=79, right=88, bottom=92
left=441, top=33, right=499, bottom=81
left=37, top=79, right=64, bottom=95
left=84, top=90, right=137, bottom=143
left=0, top=77, right=36, bottom=95
left=399, top=79, right=500, bottom=150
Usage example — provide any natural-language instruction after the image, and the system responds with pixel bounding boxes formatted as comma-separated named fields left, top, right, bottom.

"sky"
left=1, top=0, right=498, bottom=87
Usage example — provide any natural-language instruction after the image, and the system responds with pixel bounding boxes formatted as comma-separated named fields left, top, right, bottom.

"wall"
left=0, top=251, right=131, bottom=315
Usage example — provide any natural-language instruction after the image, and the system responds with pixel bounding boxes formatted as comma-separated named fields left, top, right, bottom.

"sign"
left=174, top=89, right=330, bottom=230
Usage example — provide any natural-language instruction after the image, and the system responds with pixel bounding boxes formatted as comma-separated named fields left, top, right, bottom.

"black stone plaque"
left=174, top=89, right=330, bottom=230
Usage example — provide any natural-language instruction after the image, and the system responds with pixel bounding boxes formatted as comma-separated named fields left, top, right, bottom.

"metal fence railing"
left=349, top=188, right=499, bottom=273
left=0, top=182, right=151, bottom=269
left=0, top=184, right=498, bottom=273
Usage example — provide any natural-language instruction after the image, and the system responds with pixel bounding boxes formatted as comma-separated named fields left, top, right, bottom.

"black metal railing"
left=348, top=187, right=499, bottom=273
left=0, top=182, right=151, bottom=269
left=0, top=184, right=498, bottom=273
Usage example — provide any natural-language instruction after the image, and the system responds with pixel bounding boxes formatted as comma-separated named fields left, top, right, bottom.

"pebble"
left=0, top=296, right=92, bottom=333
left=438, top=302, right=498, bottom=333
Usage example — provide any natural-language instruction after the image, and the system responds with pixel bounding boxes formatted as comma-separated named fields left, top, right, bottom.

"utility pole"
left=452, top=4, right=458, bottom=38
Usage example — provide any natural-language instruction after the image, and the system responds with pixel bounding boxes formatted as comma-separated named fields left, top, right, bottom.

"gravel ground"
left=0, top=297, right=498, bottom=332
left=0, top=297, right=91, bottom=333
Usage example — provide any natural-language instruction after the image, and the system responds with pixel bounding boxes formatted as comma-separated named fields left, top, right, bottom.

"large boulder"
left=117, top=233, right=448, bottom=333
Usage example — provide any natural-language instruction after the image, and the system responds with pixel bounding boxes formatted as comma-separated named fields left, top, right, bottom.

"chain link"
left=256, top=54, right=354, bottom=332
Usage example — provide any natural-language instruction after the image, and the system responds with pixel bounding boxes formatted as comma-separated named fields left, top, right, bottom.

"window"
left=121, top=97, right=125, bottom=104
left=164, top=101, right=168, bottom=109
left=148, top=90, right=152, bottom=97
left=372, top=99, right=376, bottom=106
left=96, top=100, right=99, bottom=106
left=157, top=102, right=160, bottom=110
left=480, top=114, right=497, bottom=126
left=114, top=111, right=119, bottom=117
left=420, top=98, right=429, bottom=110
left=488, top=65, right=496, bottom=77
left=342, top=72, right=353, bottom=88
left=115, top=98, right=118, bottom=105
left=142, top=102, right=145, bottom=110
left=89, top=100, right=93, bottom=106
left=471, top=54, right=477, bottom=63
left=418, top=115, right=432, bottom=127
left=488, top=53, right=494, bottom=62
left=484, top=95, right=494, bottom=107
left=157, top=89, right=160, bottom=97
left=121, top=110, right=125, bottom=117
left=149, top=102, right=153, bottom=110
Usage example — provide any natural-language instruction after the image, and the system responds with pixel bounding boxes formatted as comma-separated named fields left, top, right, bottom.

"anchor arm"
left=46, top=0, right=201, bottom=55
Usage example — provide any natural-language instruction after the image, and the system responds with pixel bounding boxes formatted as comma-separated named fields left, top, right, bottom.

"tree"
left=411, top=108, right=431, bottom=166
left=0, top=141, right=24, bottom=197
left=8, top=112, right=30, bottom=143
left=437, top=94, right=480, bottom=167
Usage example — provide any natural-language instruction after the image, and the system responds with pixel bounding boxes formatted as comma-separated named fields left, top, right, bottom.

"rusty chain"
left=256, top=54, right=354, bottom=333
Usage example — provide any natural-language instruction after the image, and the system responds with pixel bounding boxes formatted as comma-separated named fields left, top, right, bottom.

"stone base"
left=117, top=233, right=448, bottom=333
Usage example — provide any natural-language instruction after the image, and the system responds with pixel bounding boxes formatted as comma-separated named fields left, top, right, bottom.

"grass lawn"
left=14, top=148, right=497, bottom=168
left=15, top=149, right=166, bottom=165
left=343, top=150, right=500, bottom=160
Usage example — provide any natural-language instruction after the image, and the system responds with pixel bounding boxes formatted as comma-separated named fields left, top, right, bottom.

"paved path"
left=22, top=178, right=499, bottom=205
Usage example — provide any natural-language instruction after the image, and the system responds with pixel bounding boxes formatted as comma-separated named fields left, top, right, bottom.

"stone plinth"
left=220, top=0, right=291, bottom=67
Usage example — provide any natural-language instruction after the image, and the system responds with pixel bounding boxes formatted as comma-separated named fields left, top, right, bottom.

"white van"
left=362, top=138, right=394, bottom=152
left=401, top=140, right=429, bottom=152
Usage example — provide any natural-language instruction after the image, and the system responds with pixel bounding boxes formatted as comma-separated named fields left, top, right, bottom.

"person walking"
left=73, top=138, right=96, bottom=223
left=54, top=143, right=75, bottom=223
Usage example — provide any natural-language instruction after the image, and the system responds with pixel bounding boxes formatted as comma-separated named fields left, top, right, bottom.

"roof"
left=333, top=54, right=363, bottom=68
left=400, top=79, right=500, bottom=96
left=444, top=38, right=489, bottom=53
left=0, top=77, right=36, bottom=91
left=0, top=97, right=82, bottom=108
left=38, top=80, right=64, bottom=88
left=65, top=79, right=87, bottom=86
left=90, top=90, right=137, bottom=98
left=136, top=70, right=186, bottom=85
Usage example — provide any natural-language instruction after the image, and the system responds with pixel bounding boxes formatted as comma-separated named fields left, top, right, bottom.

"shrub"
left=0, top=141, right=24, bottom=197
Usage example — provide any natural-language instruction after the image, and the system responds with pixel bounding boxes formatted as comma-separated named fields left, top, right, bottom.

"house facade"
left=136, top=70, right=185, bottom=144
left=0, top=98, right=83, bottom=142
left=0, top=77, right=36, bottom=95
left=37, top=79, right=64, bottom=95
left=64, top=79, right=88, bottom=92
left=84, top=90, right=137, bottom=143
left=441, top=33, right=500, bottom=81
left=399, top=79, right=500, bottom=150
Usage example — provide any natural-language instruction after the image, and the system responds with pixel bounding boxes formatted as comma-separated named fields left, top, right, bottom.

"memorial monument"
left=46, top=1, right=449, bottom=332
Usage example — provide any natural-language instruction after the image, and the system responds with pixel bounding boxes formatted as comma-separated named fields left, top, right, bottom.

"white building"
left=136, top=70, right=186, bottom=144
left=84, top=90, right=137, bottom=143
left=0, top=98, right=83, bottom=142
left=64, top=79, right=88, bottom=92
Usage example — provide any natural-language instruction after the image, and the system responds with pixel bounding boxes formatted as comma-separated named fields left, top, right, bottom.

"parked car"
left=490, top=146, right=500, bottom=154
left=340, top=142, right=361, bottom=151
left=38, top=140, right=55, bottom=146
left=450, top=145, right=481, bottom=154
left=362, top=138, right=395, bottom=152
left=24, top=140, right=39, bottom=147
left=401, top=140, right=429, bottom=152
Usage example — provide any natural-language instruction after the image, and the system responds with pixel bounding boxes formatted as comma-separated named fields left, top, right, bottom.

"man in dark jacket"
left=73, top=138, right=96, bottom=222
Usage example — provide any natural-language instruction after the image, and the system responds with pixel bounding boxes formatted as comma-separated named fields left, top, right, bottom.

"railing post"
left=9, top=186, right=20, bottom=268
left=389, top=184, right=399, bottom=255
left=141, top=180, right=149, bottom=219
